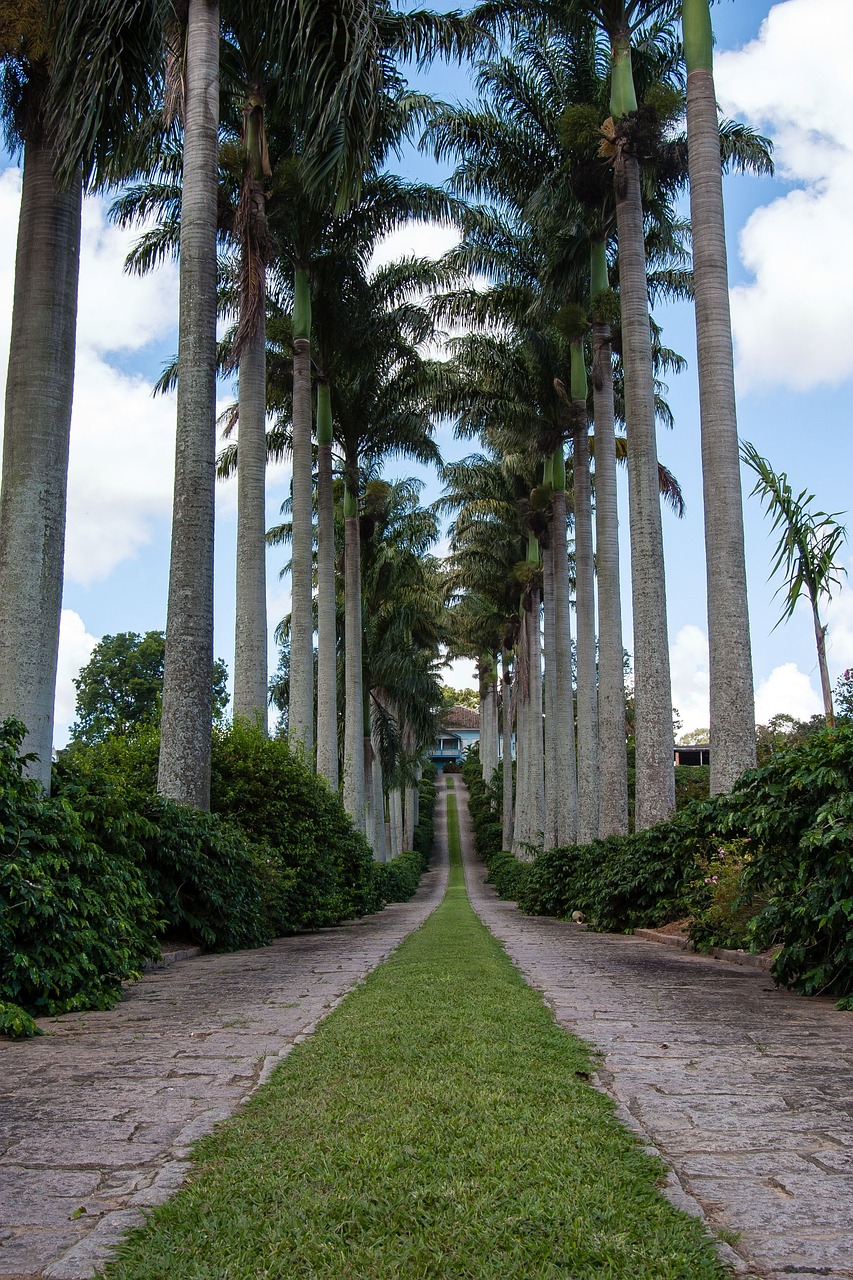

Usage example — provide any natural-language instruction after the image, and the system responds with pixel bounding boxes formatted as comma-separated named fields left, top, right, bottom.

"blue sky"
left=1, top=0, right=850, bottom=744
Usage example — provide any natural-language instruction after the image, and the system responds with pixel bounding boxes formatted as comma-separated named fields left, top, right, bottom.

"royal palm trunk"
left=543, top=533, right=558, bottom=849
left=158, top=0, right=220, bottom=809
left=501, top=649, right=515, bottom=851
left=0, top=129, right=81, bottom=790
left=683, top=0, right=756, bottom=791
left=571, top=343, right=600, bottom=844
left=342, top=482, right=366, bottom=831
left=233, top=298, right=268, bottom=728
left=610, top=32, right=675, bottom=829
left=591, top=240, right=629, bottom=837
left=315, top=381, right=339, bottom=787
left=288, top=266, right=314, bottom=759
left=551, top=456, right=579, bottom=846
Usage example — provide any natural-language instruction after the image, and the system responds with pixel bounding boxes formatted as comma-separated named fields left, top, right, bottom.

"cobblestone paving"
left=456, top=780, right=853, bottom=1280
left=0, top=851, right=448, bottom=1280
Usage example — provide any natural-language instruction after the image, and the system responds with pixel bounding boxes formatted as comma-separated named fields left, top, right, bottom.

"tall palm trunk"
left=158, top=0, right=220, bottom=809
left=315, top=380, right=338, bottom=788
left=610, top=32, right=675, bottom=829
left=527, top=587, right=545, bottom=852
left=551, top=453, right=579, bottom=846
left=288, top=265, right=314, bottom=759
left=683, top=0, right=756, bottom=791
left=571, top=343, right=600, bottom=844
left=480, top=660, right=498, bottom=784
left=370, top=710, right=388, bottom=861
left=233, top=293, right=268, bottom=728
left=390, top=785, right=403, bottom=857
left=591, top=240, right=629, bottom=837
left=501, top=648, right=515, bottom=851
left=342, top=479, right=366, bottom=831
left=543, top=533, right=559, bottom=849
left=0, top=128, right=82, bottom=790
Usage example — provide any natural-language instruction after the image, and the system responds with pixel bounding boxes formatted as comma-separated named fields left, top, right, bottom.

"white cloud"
left=754, top=661, right=822, bottom=724
left=669, top=624, right=710, bottom=733
left=369, top=219, right=461, bottom=274
left=715, top=0, right=853, bottom=390
left=443, top=655, right=478, bottom=691
left=0, top=171, right=181, bottom=585
left=54, top=610, right=99, bottom=747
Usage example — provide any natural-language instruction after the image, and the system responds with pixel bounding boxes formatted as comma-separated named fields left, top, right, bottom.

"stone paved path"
left=0, top=851, right=448, bottom=1280
left=455, top=779, right=853, bottom=1280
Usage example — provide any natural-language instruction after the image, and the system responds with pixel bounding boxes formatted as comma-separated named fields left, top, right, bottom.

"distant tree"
left=678, top=728, right=710, bottom=745
left=754, top=712, right=823, bottom=766
left=833, top=669, right=853, bottom=722
left=70, top=632, right=228, bottom=745
left=440, top=685, right=479, bottom=712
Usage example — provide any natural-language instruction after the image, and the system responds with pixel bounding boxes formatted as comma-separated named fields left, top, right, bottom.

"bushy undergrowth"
left=210, top=723, right=378, bottom=929
left=466, top=728, right=853, bottom=1002
left=3, top=718, right=437, bottom=1034
left=1, top=722, right=161, bottom=1029
left=375, top=764, right=438, bottom=905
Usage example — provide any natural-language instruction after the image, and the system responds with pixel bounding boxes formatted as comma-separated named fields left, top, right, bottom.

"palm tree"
left=0, top=1, right=162, bottom=790
left=682, top=0, right=768, bottom=790
left=742, top=444, right=847, bottom=728
left=155, top=0, right=221, bottom=809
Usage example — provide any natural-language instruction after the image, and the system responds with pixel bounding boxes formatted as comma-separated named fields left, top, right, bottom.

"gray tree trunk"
left=342, top=499, right=366, bottom=831
left=528, top=591, right=545, bottom=852
left=685, top=26, right=757, bottom=791
left=404, top=780, right=417, bottom=850
left=289, top=323, right=314, bottom=759
left=158, top=0, right=220, bottom=809
left=389, top=786, right=403, bottom=857
left=371, top=713, right=387, bottom=862
left=0, top=132, right=81, bottom=790
left=501, top=651, right=515, bottom=851
left=543, top=538, right=559, bottom=848
left=573, top=417, right=600, bottom=843
left=315, top=425, right=338, bottom=788
left=592, top=318, right=629, bottom=837
left=614, top=151, right=675, bottom=829
left=233, top=306, right=268, bottom=728
left=551, top=489, right=579, bottom=846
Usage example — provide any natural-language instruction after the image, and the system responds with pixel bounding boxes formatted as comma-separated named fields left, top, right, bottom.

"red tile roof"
left=441, top=705, right=480, bottom=730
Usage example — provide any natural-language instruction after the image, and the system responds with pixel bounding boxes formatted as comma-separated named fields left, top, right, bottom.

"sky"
left=0, top=0, right=850, bottom=746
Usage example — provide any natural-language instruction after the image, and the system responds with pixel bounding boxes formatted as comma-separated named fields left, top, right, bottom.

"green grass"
left=105, top=789, right=730, bottom=1279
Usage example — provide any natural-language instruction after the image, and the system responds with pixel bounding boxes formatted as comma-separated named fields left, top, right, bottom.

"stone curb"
left=140, top=945, right=203, bottom=972
left=633, top=928, right=779, bottom=973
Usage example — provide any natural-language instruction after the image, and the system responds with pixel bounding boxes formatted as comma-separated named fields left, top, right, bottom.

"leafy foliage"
left=70, top=631, right=229, bottom=744
left=467, top=723, right=853, bottom=1001
left=1, top=720, right=161, bottom=1019
left=210, top=721, right=378, bottom=929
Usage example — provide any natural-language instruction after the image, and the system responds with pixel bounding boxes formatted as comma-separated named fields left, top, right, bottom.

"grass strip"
left=106, top=787, right=730, bottom=1280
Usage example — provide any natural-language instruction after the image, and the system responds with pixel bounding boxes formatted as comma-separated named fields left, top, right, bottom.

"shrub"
left=55, top=758, right=270, bottom=952
left=732, top=726, right=853, bottom=998
left=1, top=720, right=161, bottom=1019
left=411, top=764, right=437, bottom=864
left=373, top=850, right=426, bottom=904
left=210, top=722, right=377, bottom=929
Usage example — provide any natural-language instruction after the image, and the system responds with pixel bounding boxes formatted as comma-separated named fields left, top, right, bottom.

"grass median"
left=106, top=784, right=729, bottom=1279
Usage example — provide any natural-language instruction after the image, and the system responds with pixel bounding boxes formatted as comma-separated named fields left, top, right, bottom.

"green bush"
left=210, top=722, right=378, bottom=929
left=731, top=726, right=853, bottom=998
left=373, top=850, right=426, bottom=904
left=1, top=720, right=161, bottom=1019
left=55, top=759, right=270, bottom=952
left=411, top=764, right=437, bottom=864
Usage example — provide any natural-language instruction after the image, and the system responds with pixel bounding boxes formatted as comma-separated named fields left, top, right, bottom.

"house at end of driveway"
left=431, top=705, right=480, bottom=769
